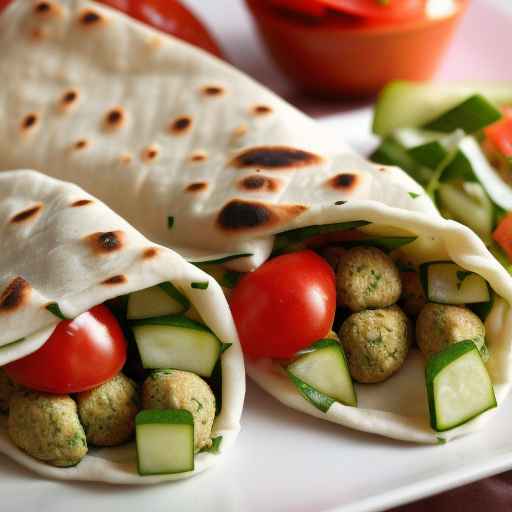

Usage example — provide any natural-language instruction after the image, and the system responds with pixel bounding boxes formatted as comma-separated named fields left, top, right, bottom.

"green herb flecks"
left=200, top=436, right=223, bottom=454
left=191, top=398, right=203, bottom=412
left=456, top=270, right=473, bottom=290
left=365, top=270, right=382, bottom=296
left=408, top=192, right=420, bottom=199
left=167, top=216, right=175, bottom=229
left=191, top=281, right=209, bottom=290
left=46, top=302, right=69, bottom=320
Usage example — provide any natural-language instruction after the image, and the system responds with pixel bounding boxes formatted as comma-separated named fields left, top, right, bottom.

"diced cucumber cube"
left=127, top=283, right=189, bottom=320
left=426, top=340, right=496, bottom=431
left=136, top=409, right=194, bottom=475
left=421, top=262, right=490, bottom=305
left=132, top=315, right=221, bottom=377
left=287, top=339, right=357, bottom=411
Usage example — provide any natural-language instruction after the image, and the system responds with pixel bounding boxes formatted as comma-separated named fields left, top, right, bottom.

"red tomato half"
left=485, top=107, right=512, bottom=158
left=493, top=212, right=512, bottom=262
left=0, top=0, right=222, bottom=58
left=230, top=250, right=336, bottom=359
left=5, top=305, right=127, bottom=394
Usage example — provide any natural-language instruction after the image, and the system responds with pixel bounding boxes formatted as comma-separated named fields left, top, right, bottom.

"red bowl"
left=245, top=0, right=469, bottom=98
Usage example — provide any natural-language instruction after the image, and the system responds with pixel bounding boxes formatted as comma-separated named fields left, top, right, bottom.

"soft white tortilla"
left=1, top=0, right=511, bottom=444
left=0, top=170, right=245, bottom=483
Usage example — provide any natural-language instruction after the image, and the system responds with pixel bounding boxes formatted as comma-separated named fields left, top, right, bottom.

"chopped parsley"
left=191, top=281, right=209, bottom=290
left=408, top=192, right=420, bottom=199
left=167, top=216, right=175, bottom=229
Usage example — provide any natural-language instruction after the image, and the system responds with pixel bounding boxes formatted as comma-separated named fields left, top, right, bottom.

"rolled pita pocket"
left=1, top=0, right=512, bottom=444
left=0, top=170, right=245, bottom=484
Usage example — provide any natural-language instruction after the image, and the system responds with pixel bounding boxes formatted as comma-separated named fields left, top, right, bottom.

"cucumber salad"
left=0, top=283, right=227, bottom=475
left=371, top=81, right=512, bottom=272
left=228, top=222, right=499, bottom=433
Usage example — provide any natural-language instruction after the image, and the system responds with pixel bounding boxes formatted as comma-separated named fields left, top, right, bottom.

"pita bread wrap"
left=1, top=0, right=512, bottom=444
left=0, top=170, right=245, bottom=484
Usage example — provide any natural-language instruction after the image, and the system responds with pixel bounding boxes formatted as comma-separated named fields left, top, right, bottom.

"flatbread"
left=0, top=170, right=245, bottom=483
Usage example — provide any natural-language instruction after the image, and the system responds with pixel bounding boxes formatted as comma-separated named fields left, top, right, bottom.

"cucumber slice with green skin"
left=420, top=262, right=491, bottom=305
left=131, top=315, right=222, bottom=377
left=426, top=340, right=496, bottom=432
left=135, top=409, right=194, bottom=475
left=287, top=339, right=357, bottom=410
left=127, top=283, right=190, bottom=320
left=437, top=182, right=494, bottom=244
left=373, top=81, right=512, bottom=136
left=423, top=95, right=502, bottom=134
left=370, top=137, right=434, bottom=186
left=273, top=221, right=370, bottom=255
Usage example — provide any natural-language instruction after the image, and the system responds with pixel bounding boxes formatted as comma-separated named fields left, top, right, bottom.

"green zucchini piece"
left=423, top=95, right=502, bottom=134
left=131, top=315, right=222, bottom=377
left=127, top=283, right=189, bottom=320
left=370, top=137, right=434, bottom=186
left=420, top=262, right=490, bottom=305
left=287, top=338, right=357, bottom=409
left=437, top=182, right=494, bottom=244
left=273, top=221, right=370, bottom=254
left=426, top=340, right=496, bottom=432
left=373, top=81, right=512, bottom=136
left=135, top=409, right=194, bottom=475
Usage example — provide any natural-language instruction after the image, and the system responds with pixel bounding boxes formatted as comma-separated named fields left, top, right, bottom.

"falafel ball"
left=336, top=247, right=402, bottom=312
left=416, top=303, right=486, bottom=360
left=77, top=373, right=140, bottom=447
left=0, top=368, right=22, bottom=413
left=399, top=271, right=427, bottom=317
left=142, top=370, right=215, bottom=451
left=339, top=305, right=410, bottom=383
left=8, top=391, right=87, bottom=467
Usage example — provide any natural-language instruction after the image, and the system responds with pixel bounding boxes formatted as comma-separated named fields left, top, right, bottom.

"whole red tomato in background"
left=230, top=250, right=336, bottom=360
left=5, top=305, right=127, bottom=394
left=0, top=0, right=223, bottom=58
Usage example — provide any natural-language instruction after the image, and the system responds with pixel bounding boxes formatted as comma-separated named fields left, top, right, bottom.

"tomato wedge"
left=485, top=107, right=512, bottom=158
left=4, top=305, right=127, bottom=394
left=230, top=250, right=336, bottom=359
left=267, top=0, right=426, bottom=20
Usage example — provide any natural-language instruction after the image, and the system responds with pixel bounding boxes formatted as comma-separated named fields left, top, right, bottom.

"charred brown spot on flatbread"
left=71, top=199, right=93, bottom=207
left=102, top=275, right=127, bottom=286
left=0, top=277, right=31, bottom=312
left=10, top=204, right=43, bottom=224
left=85, top=231, right=125, bottom=254
left=119, top=153, right=133, bottom=165
left=185, top=182, right=208, bottom=193
left=141, top=145, right=159, bottom=162
left=30, top=26, right=47, bottom=42
left=252, top=105, right=273, bottom=116
left=142, top=247, right=159, bottom=259
left=378, top=167, right=387, bottom=172
left=79, top=9, right=104, bottom=26
left=238, top=175, right=281, bottom=193
left=60, top=89, right=79, bottom=110
left=202, top=85, right=224, bottom=97
left=20, top=113, right=39, bottom=133
left=217, top=200, right=307, bottom=232
left=33, top=1, right=61, bottom=17
left=328, top=173, right=359, bottom=191
left=104, top=108, right=125, bottom=131
left=231, top=146, right=323, bottom=170
left=189, top=151, right=207, bottom=163
left=73, top=139, right=89, bottom=150
left=169, top=116, right=192, bottom=135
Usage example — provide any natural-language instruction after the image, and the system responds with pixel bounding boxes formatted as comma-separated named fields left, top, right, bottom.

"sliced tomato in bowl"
left=485, top=107, right=512, bottom=158
left=4, top=305, right=127, bottom=394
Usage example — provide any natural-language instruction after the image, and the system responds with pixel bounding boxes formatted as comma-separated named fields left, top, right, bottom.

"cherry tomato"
left=493, top=212, right=512, bottom=262
left=269, top=0, right=327, bottom=17
left=98, top=0, right=223, bottom=57
left=5, top=305, right=127, bottom=394
left=230, top=250, right=336, bottom=359
left=485, top=107, right=512, bottom=158
left=0, top=0, right=222, bottom=58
